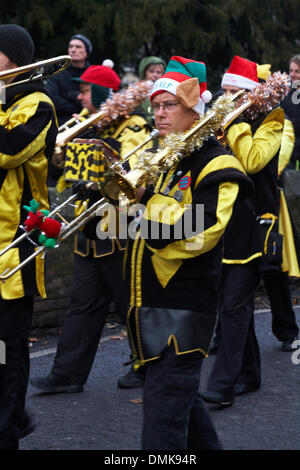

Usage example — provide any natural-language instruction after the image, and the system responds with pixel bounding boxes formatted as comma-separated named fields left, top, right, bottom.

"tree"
left=1, top=0, right=300, bottom=91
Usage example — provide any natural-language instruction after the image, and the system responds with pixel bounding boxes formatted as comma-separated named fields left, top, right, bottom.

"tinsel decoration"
left=242, top=71, right=290, bottom=120
left=133, top=93, right=236, bottom=185
left=97, top=80, right=153, bottom=130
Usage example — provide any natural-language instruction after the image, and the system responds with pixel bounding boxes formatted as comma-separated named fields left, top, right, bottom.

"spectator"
left=281, top=55, right=300, bottom=170
left=46, top=34, right=92, bottom=186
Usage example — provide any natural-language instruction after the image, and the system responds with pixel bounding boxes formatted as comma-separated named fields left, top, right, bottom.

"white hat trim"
left=150, top=77, right=179, bottom=98
left=192, top=100, right=205, bottom=116
left=151, top=77, right=206, bottom=115
left=221, top=72, right=259, bottom=90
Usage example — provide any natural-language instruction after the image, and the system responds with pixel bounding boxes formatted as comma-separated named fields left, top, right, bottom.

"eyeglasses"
left=152, top=102, right=180, bottom=112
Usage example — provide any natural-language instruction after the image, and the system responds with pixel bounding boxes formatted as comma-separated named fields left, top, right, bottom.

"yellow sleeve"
left=226, top=107, right=284, bottom=174
left=145, top=181, right=240, bottom=260
left=0, top=92, right=54, bottom=169
left=278, top=119, right=295, bottom=176
left=112, top=115, right=151, bottom=160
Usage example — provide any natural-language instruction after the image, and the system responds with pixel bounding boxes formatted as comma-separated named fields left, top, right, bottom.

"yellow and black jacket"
left=73, top=113, right=151, bottom=258
left=0, top=80, right=57, bottom=299
left=125, top=137, right=253, bottom=363
left=222, top=107, right=284, bottom=264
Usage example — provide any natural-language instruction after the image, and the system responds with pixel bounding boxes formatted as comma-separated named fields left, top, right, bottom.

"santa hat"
left=73, top=65, right=120, bottom=90
left=73, top=65, right=121, bottom=107
left=150, top=56, right=212, bottom=116
left=221, top=55, right=259, bottom=90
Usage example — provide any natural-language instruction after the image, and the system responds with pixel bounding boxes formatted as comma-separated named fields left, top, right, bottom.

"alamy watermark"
left=0, top=80, right=6, bottom=105
left=0, top=340, right=6, bottom=365
left=291, top=81, right=300, bottom=104
left=95, top=200, right=205, bottom=250
left=291, top=340, right=300, bottom=364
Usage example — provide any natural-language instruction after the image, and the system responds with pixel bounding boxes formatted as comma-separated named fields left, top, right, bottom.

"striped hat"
left=150, top=56, right=212, bottom=116
left=221, top=55, right=259, bottom=90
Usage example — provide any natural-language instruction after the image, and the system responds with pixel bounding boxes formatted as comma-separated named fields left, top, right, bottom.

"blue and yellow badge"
left=178, top=175, right=191, bottom=190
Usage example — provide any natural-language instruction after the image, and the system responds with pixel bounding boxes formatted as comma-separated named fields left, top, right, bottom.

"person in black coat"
left=281, top=55, right=300, bottom=170
left=45, top=34, right=92, bottom=186
left=46, top=34, right=92, bottom=126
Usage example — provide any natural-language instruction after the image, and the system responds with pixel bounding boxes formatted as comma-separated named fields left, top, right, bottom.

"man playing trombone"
left=0, top=24, right=58, bottom=449
left=30, top=64, right=152, bottom=396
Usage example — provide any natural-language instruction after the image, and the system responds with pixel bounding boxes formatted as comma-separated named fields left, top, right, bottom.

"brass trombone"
left=0, top=55, right=71, bottom=88
left=0, top=130, right=159, bottom=281
left=0, top=92, right=240, bottom=281
left=1, top=74, right=287, bottom=280
left=58, top=108, right=89, bottom=133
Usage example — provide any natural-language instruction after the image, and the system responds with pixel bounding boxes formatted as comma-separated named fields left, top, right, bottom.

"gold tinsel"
left=133, top=93, right=235, bottom=185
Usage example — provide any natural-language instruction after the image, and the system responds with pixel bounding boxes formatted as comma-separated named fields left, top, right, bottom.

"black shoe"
left=200, top=390, right=233, bottom=407
left=30, top=373, right=83, bottom=394
left=234, top=383, right=260, bottom=396
left=281, top=338, right=299, bottom=352
left=17, top=411, right=37, bottom=439
left=209, top=338, right=219, bottom=355
left=117, top=368, right=144, bottom=389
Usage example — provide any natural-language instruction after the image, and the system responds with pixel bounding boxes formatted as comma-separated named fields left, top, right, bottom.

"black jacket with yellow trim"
left=223, top=107, right=284, bottom=263
left=0, top=79, right=57, bottom=299
left=125, top=137, right=253, bottom=362
left=73, top=113, right=151, bottom=258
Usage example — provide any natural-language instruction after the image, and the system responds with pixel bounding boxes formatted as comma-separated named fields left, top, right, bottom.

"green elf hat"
left=150, top=56, right=212, bottom=116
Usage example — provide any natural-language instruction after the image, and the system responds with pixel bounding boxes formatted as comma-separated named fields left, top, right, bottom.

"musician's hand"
left=72, top=113, right=81, bottom=122
left=72, top=181, right=102, bottom=202
left=136, top=186, right=146, bottom=202
left=52, top=147, right=66, bottom=169
left=72, top=181, right=89, bottom=200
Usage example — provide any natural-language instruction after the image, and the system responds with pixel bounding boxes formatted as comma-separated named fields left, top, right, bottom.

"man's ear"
left=176, top=78, right=200, bottom=108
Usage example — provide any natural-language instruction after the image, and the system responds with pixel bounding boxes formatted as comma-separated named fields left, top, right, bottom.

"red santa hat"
left=221, top=55, right=259, bottom=90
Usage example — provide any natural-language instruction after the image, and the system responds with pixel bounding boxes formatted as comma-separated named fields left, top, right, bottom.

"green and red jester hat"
left=150, top=55, right=212, bottom=116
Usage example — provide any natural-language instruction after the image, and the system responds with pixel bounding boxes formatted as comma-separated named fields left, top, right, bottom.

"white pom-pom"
left=102, top=59, right=114, bottom=69
left=201, top=90, right=212, bottom=103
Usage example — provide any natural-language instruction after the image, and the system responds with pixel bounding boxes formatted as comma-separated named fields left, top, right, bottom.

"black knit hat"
left=0, top=24, right=34, bottom=66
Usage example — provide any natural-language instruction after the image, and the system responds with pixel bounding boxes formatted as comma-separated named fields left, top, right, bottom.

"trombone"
left=58, top=108, right=89, bottom=133
left=0, top=72, right=290, bottom=280
left=0, top=92, right=241, bottom=281
left=0, top=89, right=259, bottom=281
left=0, top=55, right=71, bottom=88
left=0, top=130, right=159, bottom=281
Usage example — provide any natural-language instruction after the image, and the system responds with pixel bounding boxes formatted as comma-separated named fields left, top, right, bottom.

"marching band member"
left=123, top=56, right=253, bottom=449
left=30, top=65, right=152, bottom=395
left=201, top=55, right=285, bottom=407
left=0, top=25, right=58, bottom=449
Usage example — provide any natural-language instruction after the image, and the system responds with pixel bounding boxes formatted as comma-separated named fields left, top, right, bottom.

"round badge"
left=178, top=175, right=191, bottom=190
left=174, top=190, right=183, bottom=202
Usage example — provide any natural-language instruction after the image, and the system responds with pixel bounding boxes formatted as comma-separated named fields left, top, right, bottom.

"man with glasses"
left=122, top=56, right=253, bottom=449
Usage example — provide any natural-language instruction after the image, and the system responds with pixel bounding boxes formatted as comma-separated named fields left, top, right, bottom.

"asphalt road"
left=21, top=307, right=300, bottom=451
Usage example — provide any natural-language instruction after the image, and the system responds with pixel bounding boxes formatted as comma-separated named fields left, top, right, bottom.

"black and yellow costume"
left=204, top=106, right=285, bottom=402
left=0, top=80, right=57, bottom=300
left=0, top=77, right=57, bottom=450
left=73, top=112, right=151, bottom=258
left=125, top=137, right=252, bottom=363
left=49, top=111, right=152, bottom=385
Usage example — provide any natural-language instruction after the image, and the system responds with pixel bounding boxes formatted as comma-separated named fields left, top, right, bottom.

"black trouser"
left=0, top=296, right=33, bottom=450
left=52, top=250, right=126, bottom=384
left=207, top=262, right=261, bottom=400
left=142, top=346, right=222, bottom=450
left=263, top=271, right=299, bottom=341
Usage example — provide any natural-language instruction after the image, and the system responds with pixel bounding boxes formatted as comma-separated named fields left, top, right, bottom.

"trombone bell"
left=0, top=55, right=71, bottom=89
